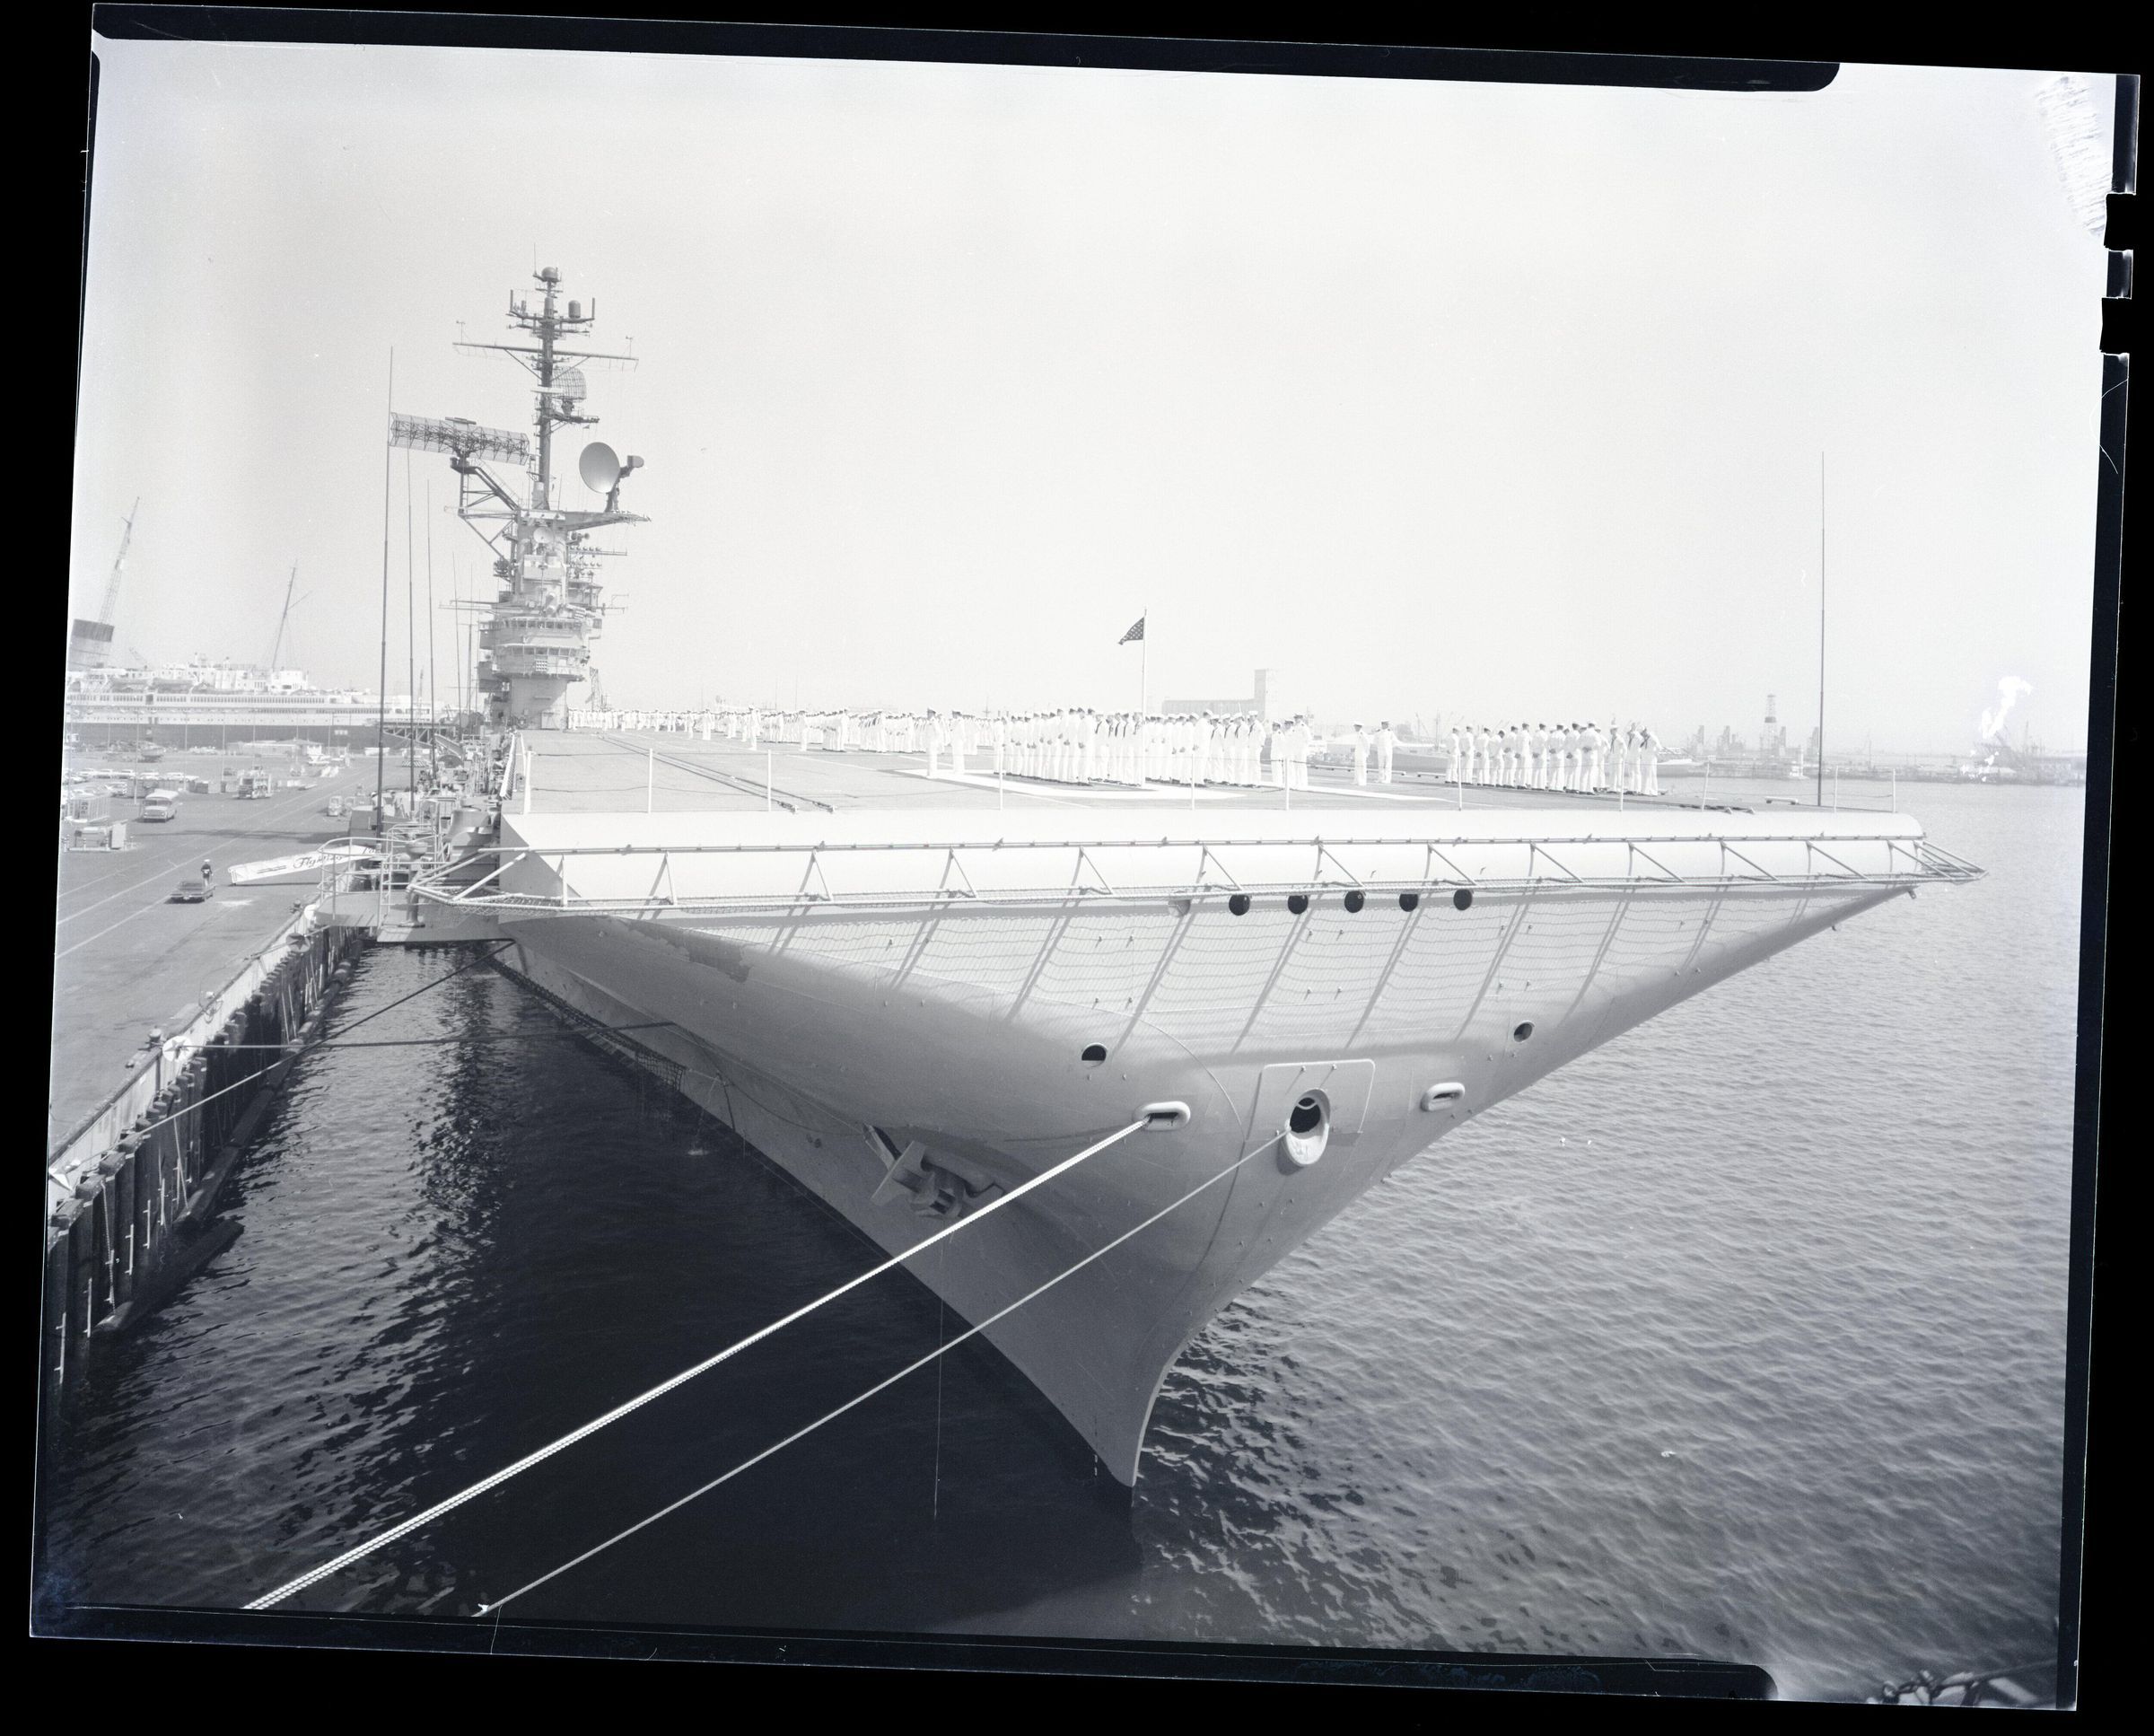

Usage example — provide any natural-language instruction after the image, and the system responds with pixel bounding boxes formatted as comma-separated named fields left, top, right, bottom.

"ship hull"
left=487, top=864, right=1912, bottom=1484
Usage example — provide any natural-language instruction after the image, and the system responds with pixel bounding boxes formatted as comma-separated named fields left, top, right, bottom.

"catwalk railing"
left=412, top=828, right=1986, bottom=920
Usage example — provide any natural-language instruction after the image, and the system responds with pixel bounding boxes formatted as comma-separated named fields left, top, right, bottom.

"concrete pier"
left=53, top=749, right=366, bottom=1146
left=44, top=907, right=368, bottom=1410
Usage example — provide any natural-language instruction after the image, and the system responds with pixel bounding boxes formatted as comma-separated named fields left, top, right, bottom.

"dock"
left=51, top=750, right=371, bottom=1146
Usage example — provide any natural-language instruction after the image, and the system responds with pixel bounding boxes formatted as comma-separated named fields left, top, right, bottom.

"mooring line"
left=475, top=1131, right=1282, bottom=1616
left=320, top=940, right=514, bottom=1041
left=244, top=1115, right=1153, bottom=1610
left=187, top=1022, right=677, bottom=1052
left=52, top=941, right=520, bottom=1171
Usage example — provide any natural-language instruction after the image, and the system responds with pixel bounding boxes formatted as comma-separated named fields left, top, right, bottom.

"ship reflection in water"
left=39, top=782, right=2074, bottom=1697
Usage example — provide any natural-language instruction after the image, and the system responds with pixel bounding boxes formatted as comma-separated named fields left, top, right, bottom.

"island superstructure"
left=392, top=266, right=644, bottom=731
left=389, top=265, right=1985, bottom=1489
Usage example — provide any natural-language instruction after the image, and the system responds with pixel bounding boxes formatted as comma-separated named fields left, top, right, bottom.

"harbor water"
left=37, top=779, right=2080, bottom=1699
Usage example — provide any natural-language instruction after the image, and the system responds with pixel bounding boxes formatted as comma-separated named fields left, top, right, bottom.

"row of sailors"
left=1449, top=722, right=1664, bottom=796
left=565, top=709, right=705, bottom=732
left=687, top=705, right=1365, bottom=788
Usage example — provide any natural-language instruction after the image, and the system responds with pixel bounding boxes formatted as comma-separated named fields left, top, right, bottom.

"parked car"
left=169, top=878, right=212, bottom=904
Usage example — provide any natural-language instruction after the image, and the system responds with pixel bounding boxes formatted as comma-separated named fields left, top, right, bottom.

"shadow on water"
left=39, top=949, right=1141, bottom=1634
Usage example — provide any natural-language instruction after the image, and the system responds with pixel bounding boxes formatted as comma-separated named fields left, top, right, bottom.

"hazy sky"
left=73, top=36, right=2115, bottom=752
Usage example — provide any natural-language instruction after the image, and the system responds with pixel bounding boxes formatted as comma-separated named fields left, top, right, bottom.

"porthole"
left=1399, top=892, right=1420, bottom=911
left=1287, top=893, right=1310, bottom=915
left=1453, top=888, right=1474, bottom=910
left=1228, top=893, right=1251, bottom=916
left=1512, top=1021, right=1534, bottom=1042
left=1343, top=890, right=1366, bottom=913
left=1081, top=1043, right=1108, bottom=1064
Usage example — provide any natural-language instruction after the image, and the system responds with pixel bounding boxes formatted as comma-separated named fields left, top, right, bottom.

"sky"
left=71, top=36, right=2116, bottom=753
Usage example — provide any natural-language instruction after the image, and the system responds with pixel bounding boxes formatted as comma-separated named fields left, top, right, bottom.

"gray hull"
left=487, top=864, right=1912, bottom=1484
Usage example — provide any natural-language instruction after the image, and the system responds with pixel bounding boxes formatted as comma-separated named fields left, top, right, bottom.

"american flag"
left=1118, top=616, right=1145, bottom=644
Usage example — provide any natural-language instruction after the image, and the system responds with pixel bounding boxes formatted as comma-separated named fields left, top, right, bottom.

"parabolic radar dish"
left=579, top=442, right=621, bottom=494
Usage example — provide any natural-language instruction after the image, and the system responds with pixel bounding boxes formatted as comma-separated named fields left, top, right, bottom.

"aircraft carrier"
left=322, top=267, right=1983, bottom=1487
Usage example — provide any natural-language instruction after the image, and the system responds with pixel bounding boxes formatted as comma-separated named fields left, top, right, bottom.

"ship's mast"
left=389, top=266, right=645, bottom=732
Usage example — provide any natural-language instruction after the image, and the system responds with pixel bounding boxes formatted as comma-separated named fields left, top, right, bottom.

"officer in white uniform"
left=1642, top=724, right=1662, bottom=794
left=1350, top=723, right=1370, bottom=786
left=1374, top=721, right=1398, bottom=785
left=1448, top=723, right=1463, bottom=785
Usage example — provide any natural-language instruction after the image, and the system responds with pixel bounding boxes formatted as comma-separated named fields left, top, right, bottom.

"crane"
left=68, top=498, right=138, bottom=671
left=267, top=563, right=301, bottom=670
left=99, top=497, right=138, bottom=626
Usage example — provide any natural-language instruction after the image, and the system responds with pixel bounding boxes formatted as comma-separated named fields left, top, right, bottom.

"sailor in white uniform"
left=1350, top=723, right=1370, bottom=786
left=1374, top=721, right=1398, bottom=785
left=1642, top=724, right=1662, bottom=795
left=1448, top=724, right=1464, bottom=785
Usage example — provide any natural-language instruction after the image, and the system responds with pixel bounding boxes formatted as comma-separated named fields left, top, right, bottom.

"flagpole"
left=1817, top=452, right=1826, bottom=810
left=1139, top=604, right=1148, bottom=715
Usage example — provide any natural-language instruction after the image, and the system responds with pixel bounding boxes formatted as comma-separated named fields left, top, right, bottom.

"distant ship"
left=390, top=267, right=1985, bottom=1486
